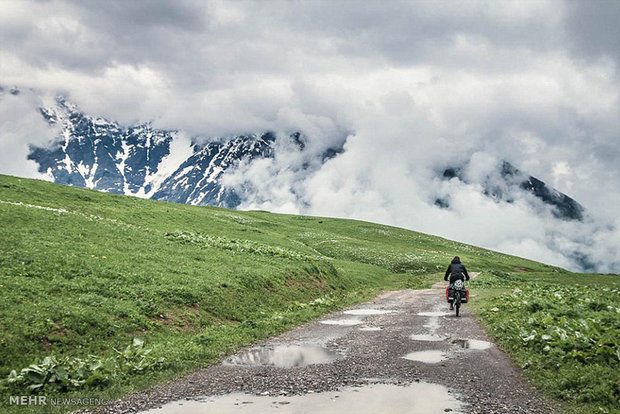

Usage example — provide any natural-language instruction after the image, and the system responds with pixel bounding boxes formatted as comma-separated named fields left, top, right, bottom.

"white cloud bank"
left=1, top=0, right=619, bottom=272
left=0, top=89, right=56, bottom=180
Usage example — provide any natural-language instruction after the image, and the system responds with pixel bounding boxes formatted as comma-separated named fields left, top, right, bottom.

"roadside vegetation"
left=0, top=174, right=617, bottom=413
left=469, top=272, right=619, bottom=413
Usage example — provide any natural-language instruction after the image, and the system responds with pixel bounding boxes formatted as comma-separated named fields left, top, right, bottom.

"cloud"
left=1, top=0, right=619, bottom=272
left=0, top=89, right=56, bottom=180
left=564, top=1, right=620, bottom=67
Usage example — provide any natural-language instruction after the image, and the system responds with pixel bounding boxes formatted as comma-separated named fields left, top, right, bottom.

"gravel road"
left=91, top=277, right=553, bottom=414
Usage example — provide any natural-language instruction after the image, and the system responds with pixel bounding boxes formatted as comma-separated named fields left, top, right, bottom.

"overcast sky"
left=1, top=0, right=619, bottom=272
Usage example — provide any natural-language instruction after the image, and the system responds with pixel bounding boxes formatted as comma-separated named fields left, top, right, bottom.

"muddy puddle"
left=409, top=334, right=444, bottom=342
left=139, top=382, right=463, bottom=414
left=452, top=339, right=492, bottom=350
left=223, top=345, right=340, bottom=368
left=402, top=350, right=447, bottom=363
left=320, top=319, right=363, bottom=326
left=343, top=309, right=395, bottom=316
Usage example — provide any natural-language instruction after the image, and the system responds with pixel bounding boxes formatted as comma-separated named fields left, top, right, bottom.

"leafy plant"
left=2, top=338, right=164, bottom=393
left=474, top=281, right=620, bottom=412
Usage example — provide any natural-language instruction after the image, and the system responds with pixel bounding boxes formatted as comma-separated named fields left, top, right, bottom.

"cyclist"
left=444, top=256, right=470, bottom=310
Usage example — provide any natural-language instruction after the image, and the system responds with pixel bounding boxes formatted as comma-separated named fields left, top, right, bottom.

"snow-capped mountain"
left=32, top=97, right=175, bottom=197
left=437, top=161, right=584, bottom=221
left=27, top=96, right=332, bottom=208
left=26, top=95, right=587, bottom=221
left=151, top=133, right=277, bottom=208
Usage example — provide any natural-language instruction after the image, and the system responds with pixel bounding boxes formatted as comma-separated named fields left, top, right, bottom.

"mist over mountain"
left=437, top=161, right=585, bottom=222
left=24, top=92, right=344, bottom=209
left=26, top=92, right=583, bottom=218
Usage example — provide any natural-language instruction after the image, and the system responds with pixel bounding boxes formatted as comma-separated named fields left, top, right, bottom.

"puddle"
left=139, top=382, right=463, bottom=414
left=409, top=334, right=444, bottom=342
left=423, top=318, right=440, bottom=331
left=320, top=319, right=363, bottom=326
left=358, top=327, right=382, bottom=331
left=402, top=350, right=447, bottom=363
left=417, top=311, right=450, bottom=317
left=223, top=345, right=340, bottom=368
left=343, top=309, right=394, bottom=316
left=468, top=339, right=492, bottom=350
left=452, top=339, right=492, bottom=350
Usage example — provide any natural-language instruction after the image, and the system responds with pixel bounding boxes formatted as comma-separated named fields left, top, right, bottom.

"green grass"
left=469, top=272, right=620, bottom=413
left=0, top=174, right=617, bottom=413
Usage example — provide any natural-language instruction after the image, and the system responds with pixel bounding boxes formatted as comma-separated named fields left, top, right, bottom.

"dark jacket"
left=444, top=258, right=470, bottom=284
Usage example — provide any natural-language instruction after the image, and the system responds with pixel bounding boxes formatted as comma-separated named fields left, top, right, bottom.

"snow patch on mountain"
left=139, top=131, right=193, bottom=199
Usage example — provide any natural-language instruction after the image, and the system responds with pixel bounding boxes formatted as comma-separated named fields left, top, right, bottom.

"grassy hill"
left=0, top=174, right=617, bottom=413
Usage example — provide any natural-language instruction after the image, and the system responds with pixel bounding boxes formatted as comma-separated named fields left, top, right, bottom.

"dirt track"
left=97, top=277, right=553, bottom=414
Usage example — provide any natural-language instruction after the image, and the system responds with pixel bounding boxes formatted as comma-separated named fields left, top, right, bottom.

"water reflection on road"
left=140, top=382, right=463, bottom=414
left=223, top=344, right=341, bottom=368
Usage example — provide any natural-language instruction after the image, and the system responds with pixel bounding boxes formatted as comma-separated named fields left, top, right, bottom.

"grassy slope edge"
left=0, top=174, right=617, bottom=413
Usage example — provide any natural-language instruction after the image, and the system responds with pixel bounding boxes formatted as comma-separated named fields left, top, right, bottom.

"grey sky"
left=1, top=0, right=619, bottom=272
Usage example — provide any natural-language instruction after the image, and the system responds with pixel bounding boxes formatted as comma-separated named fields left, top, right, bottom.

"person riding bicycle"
left=444, top=256, right=470, bottom=310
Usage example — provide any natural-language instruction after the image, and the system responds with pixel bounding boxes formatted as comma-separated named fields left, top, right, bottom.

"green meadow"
left=469, top=272, right=619, bottom=413
left=0, top=174, right=617, bottom=413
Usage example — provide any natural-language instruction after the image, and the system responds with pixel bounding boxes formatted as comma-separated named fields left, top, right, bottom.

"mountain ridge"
left=27, top=95, right=336, bottom=208
left=26, top=94, right=585, bottom=222
left=438, top=161, right=584, bottom=221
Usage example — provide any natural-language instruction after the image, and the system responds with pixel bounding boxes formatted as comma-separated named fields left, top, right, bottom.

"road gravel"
left=86, top=275, right=553, bottom=413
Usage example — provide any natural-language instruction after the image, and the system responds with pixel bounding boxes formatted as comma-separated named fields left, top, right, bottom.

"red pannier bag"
left=446, top=285, right=469, bottom=303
